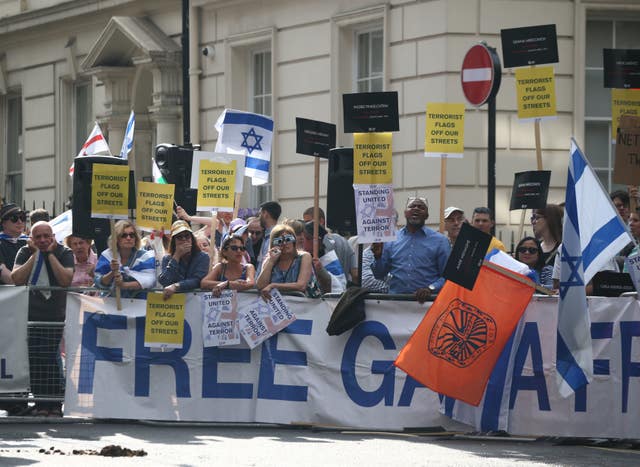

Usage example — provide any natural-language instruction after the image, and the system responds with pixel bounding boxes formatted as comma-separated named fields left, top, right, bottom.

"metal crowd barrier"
left=0, top=284, right=429, bottom=410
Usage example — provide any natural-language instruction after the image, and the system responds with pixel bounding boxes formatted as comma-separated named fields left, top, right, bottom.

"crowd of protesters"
left=1, top=188, right=639, bottom=416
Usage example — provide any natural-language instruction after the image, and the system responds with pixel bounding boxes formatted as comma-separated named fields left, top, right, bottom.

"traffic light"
left=154, top=144, right=197, bottom=214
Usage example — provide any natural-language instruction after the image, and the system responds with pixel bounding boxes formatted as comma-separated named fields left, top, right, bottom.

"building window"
left=355, top=28, right=383, bottom=92
left=251, top=50, right=272, bottom=117
left=249, top=48, right=272, bottom=207
left=584, top=18, right=640, bottom=191
left=5, top=94, right=23, bottom=206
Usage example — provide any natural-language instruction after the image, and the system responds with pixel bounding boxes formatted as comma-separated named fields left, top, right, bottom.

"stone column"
left=90, top=66, right=136, bottom=157
left=147, top=58, right=182, bottom=146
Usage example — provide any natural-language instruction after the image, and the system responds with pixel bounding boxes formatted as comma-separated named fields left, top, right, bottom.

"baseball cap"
left=444, top=206, right=464, bottom=219
left=171, top=220, right=193, bottom=237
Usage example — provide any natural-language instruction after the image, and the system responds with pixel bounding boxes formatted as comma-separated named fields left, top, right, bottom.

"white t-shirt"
left=552, top=243, right=619, bottom=280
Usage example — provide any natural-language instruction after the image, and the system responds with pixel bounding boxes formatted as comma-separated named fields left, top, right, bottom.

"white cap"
left=444, top=206, right=464, bottom=219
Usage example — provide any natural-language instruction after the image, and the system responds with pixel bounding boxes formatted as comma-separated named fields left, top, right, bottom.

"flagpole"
left=210, top=210, right=218, bottom=270
left=109, top=218, right=122, bottom=310
left=313, top=157, right=320, bottom=259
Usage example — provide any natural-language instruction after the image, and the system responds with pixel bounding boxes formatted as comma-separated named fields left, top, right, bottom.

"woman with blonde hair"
left=201, top=234, right=255, bottom=296
left=94, top=220, right=156, bottom=298
left=256, top=224, right=321, bottom=299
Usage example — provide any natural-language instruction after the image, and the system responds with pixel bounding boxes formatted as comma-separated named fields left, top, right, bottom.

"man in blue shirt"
left=371, top=197, right=450, bottom=303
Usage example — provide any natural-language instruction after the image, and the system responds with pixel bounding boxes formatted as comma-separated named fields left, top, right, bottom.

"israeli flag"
left=319, top=250, right=347, bottom=293
left=557, top=139, right=632, bottom=396
left=119, top=110, right=135, bottom=160
left=214, top=109, right=274, bottom=186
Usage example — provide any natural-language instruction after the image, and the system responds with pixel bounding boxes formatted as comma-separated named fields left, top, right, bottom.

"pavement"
left=0, top=417, right=639, bottom=466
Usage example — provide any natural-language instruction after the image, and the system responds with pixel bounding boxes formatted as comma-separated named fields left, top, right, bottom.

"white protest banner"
left=201, top=290, right=241, bottom=347
left=353, top=184, right=396, bottom=244
left=0, top=287, right=29, bottom=393
left=63, top=292, right=640, bottom=436
left=238, top=289, right=296, bottom=349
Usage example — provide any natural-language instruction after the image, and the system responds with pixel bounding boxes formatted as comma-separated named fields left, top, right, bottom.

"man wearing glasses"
left=371, top=197, right=450, bottom=303
left=0, top=203, right=29, bottom=285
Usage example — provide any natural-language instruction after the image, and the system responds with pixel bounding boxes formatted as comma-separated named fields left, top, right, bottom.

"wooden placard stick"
left=109, top=218, right=122, bottom=310
left=439, top=157, right=447, bottom=233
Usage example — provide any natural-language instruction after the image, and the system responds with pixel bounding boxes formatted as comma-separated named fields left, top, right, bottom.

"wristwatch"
left=428, top=284, right=436, bottom=293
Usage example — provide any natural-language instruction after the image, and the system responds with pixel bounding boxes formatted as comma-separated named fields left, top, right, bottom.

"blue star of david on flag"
left=240, top=127, right=264, bottom=154
left=558, top=252, right=584, bottom=299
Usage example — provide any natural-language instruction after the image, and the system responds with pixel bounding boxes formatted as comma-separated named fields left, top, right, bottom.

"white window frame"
left=581, top=11, right=640, bottom=191
left=331, top=6, right=388, bottom=146
left=225, top=28, right=275, bottom=208
left=353, top=26, right=383, bottom=93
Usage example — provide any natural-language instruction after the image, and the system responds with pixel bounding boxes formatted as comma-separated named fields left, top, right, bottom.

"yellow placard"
left=136, top=181, right=175, bottom=234
left=353, top=132, right=392, bottom=184
left=611, top=88, right=640, bottom=141
left=196, top=159, right=236, bottom=211
left=515, top=66, right=557, bottom=120
left=91, top=163, right=129, bottom=219
left=424, top=103, right=465, bottom=158
left=144, top=292, right=185, bottom=348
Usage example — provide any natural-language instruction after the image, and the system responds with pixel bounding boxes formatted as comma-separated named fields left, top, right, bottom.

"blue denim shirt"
left=371, top=226, right=450, bottom=294
left=158, top=251, right=210, bottom=291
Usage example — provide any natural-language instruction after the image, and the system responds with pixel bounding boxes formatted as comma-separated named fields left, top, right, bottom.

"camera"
left=201, top=45, right=215, bottom=57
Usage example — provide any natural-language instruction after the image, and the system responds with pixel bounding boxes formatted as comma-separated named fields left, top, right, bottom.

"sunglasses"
left=224, top=245, right=246, bottom=252
left=530, top=215, right=545, bottom=222
left=2, top=213, right=26, bottom=223
left=272, top=234, right=296, bottom=246
left=120, top=232, right=136, bottom=239
left=517, top=246, right=539, bottom=254
left=174, top=233, right=192, bottom=241
left=248, top=230, right=263, bottom=235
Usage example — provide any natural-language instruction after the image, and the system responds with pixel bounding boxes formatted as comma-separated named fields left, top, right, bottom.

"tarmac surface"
left=0, top=418, right=639, bottom=466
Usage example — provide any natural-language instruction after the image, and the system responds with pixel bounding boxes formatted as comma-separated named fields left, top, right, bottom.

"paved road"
left=0, top=420, right=638, bottom=466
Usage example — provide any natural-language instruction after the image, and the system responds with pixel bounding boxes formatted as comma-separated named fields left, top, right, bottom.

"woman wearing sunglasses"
left=159, top=220, right=210, bottom=300
left=256, top=224, right=321, bottom=300
left=514, top=236, right=546, bottom=286
left=201, top=234, right=255, bottom=296
left=94, top=220, right=157, bottom=299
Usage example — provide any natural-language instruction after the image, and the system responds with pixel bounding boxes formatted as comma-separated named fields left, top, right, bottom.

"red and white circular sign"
left=461, top=44, right=500, bottom=107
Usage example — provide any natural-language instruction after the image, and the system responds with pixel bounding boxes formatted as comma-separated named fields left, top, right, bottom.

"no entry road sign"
left=461, top=43, right=502, bottom=107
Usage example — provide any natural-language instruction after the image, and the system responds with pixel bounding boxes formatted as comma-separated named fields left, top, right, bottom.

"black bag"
left=326, top=286, right=369, bottom=336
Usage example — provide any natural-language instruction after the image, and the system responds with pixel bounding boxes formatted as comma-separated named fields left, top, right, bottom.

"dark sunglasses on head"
left=120, top=232, right=136, bottom=239
left=224, top=245, right=246, bottom=252
left=272, top=234, right=296, bottom=246
left=3, top=213, right=26, bottom=223
left=517, top=246, right=539, bottom=254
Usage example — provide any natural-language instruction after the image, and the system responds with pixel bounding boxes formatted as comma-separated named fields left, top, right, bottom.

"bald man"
left=11, top=221, right=74, bottom=416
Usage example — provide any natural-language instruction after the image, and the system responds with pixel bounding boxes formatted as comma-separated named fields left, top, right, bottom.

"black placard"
left=509, top=171, right=551, bottom=210
left=603, top=49, right=640, bottom=89
left=342, top=92, right=399, bottom=133
left=443, top=223, right=492, bottom=291
left=295, top=118, right=336, bottom=158
left=592, top=271, right=635, bottom=297
left=500, top=24, right=558, bottom=68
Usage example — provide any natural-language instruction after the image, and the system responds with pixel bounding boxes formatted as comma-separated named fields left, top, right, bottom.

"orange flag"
left=394, top=264, right=534, bottom=406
